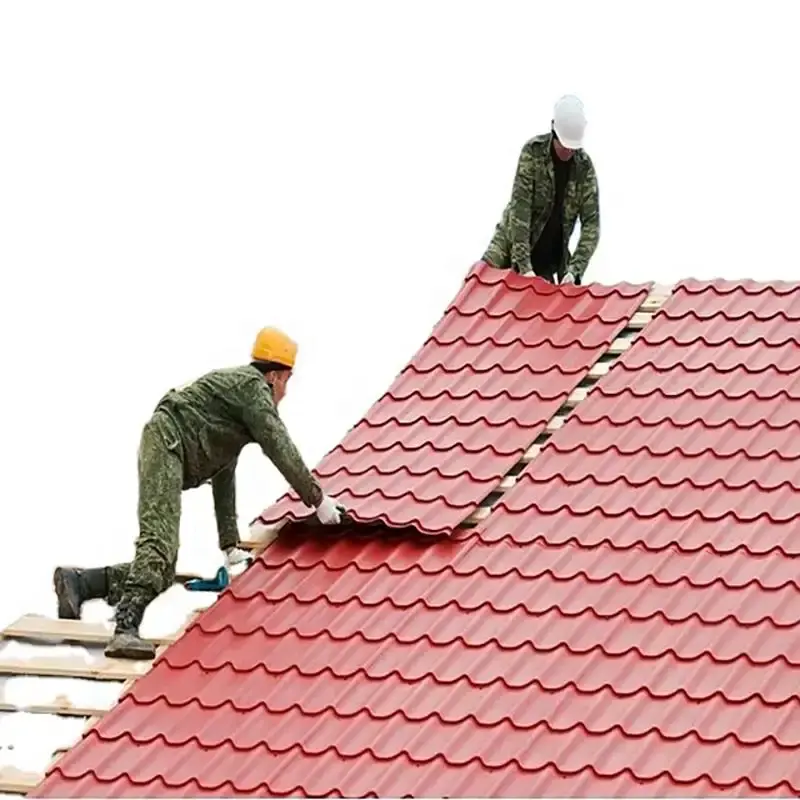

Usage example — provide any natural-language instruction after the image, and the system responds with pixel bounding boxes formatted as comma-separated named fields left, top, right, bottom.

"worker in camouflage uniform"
left=483, top=94, right=600, bottom=285
left=52, top=327, right=345, bottom=660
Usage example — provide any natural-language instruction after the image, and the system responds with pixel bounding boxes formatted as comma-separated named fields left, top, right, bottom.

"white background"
left=1, top=0, right=797, bottom=631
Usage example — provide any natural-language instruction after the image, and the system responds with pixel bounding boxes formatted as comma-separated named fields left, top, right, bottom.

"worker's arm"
left=211, top=458, right=239, bottom=551
left=240, top=379, right=324, bottom=509
left=508, top=140, right=536, bottom=274
left=567, top=158, right=600, bottom=282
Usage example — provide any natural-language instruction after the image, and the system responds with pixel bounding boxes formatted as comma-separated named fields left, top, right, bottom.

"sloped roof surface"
left=31, top=277, right=800, bottom=797
left=473, top=278, right=800, bottom=794
left=259, top=263, right=649, bottom=533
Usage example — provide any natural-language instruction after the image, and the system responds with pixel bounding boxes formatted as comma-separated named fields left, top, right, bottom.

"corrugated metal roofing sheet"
left=258, top=262, right=651, bottom=534
left=31, top=276, right=800, bottom=797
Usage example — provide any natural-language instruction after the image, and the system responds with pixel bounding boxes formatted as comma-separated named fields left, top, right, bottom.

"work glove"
left=316, top=494, right=344, bottom=525
left=224, top=546, right=251, bottom=568
left=561, top=271, right=576, bottom=284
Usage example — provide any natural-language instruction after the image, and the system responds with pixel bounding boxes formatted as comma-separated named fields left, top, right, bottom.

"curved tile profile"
left=255, top=261, right=650, bottom=535
left=32, top=278, right=800, bottom=798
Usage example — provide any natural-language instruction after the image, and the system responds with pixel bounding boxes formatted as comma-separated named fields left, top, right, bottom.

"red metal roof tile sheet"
left=473, top=278, right=800, bottom=793
left=33, top=278, right=800, bottom=798
left=255, top=262, right=650, bottom=535
left=33, top=528, right=800, bottom=795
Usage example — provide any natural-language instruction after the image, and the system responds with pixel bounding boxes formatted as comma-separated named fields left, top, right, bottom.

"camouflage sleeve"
left=508, top=140, right=536, bottom=274
left=240, top=380, right=324, bottom=509
left=211, top=458, right=239, bottom=551
left=568, top=157, right=600, bottom=281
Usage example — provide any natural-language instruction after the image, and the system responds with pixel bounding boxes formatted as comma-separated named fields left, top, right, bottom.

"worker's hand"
left=316, top=494, right=344, bottom=525
left=224, top=546, right=252, bottom=570
left=561, top=271, right=576, bottom=284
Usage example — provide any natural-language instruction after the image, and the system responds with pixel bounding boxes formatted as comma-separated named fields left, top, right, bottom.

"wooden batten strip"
left=238, top=538, right=264, bottom=551
left=0, top=623, right=191, bottom=684
left=639, top=293, right=671, bottom=312
left=564, top=385, right=591, bottom=408
left=626, top=311, right=652, bottom=329
left=0, top=766, right=42, bottom=793
left=0, top=651, right=157, bottom=682
left=521, top=443, right=542, bottom=462
left=606, top=335, right=634, bottom=355
left=0, top=615, right=177, bottom=647
left=0, top=697, right=112, bottom=717
left=545, top=415, right=566, bottom=433
left=464, top=506, right=492, bottom=524
left=588, top=361, right=612, bottom=379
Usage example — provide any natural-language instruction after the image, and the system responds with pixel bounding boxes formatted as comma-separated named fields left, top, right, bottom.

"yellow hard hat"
left=251, top=327, right=297, bottom=368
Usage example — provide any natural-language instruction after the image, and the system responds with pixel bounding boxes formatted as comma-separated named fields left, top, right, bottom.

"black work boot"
left=104, top=601, right=156, bottom=660
left=52, top=567, right=108, bottom=620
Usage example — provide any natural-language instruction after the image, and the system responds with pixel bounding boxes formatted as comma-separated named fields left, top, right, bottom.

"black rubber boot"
left=104, top=601, right=156, bottom=660
left=52, top=567, right=109, bottom=620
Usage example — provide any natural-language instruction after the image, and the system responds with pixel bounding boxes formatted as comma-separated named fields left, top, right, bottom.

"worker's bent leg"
left=52, top=561, right=148, bottom=619
left=52, top=565, right=110, bottom=620
left=105, top=415, right=183, bottom=660
left=104, top=563, right=134, bottom=606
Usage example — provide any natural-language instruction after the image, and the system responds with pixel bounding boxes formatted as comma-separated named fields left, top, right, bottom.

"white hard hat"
left=552, top=94, right=587, bottom=150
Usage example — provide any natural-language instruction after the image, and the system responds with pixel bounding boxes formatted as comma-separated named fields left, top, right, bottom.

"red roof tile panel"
left=256, top=263, right=650, bottom=534
left=33, top=536, right=800, bottom=795
left=472, top=277, right=800, bottom=792
left=33, top=278, right=800, bottom=798
left=36, top=752, right=789, bottom=798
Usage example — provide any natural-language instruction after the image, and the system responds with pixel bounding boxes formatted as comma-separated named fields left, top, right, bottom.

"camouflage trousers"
left=105, top=411, right=183, bottom=610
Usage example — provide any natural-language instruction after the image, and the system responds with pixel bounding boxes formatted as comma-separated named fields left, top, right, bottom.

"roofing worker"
left=483, top=94, right=600, bottom=285
left=52, top=327, right=345, bottom=661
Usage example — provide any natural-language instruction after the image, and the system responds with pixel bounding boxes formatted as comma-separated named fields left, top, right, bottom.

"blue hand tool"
left=184, top=566, right=230, bottom=592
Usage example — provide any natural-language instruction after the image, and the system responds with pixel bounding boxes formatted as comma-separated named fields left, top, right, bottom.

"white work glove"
left=561, top=271, right=576, bottom=284
left=315, top=494, right=343, bottom=525
left=224, top=547, right=252, bottom=571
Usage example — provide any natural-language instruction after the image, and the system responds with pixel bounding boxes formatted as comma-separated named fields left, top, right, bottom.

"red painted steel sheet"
left=37, top=280, right=800, bottom=797
left=256, top=262, right=650, bottom=534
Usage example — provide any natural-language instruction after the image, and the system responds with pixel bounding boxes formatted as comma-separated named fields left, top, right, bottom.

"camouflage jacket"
left=483, top=132, right=600, bottom=281
left=153, top=365, right=323, bottom=545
